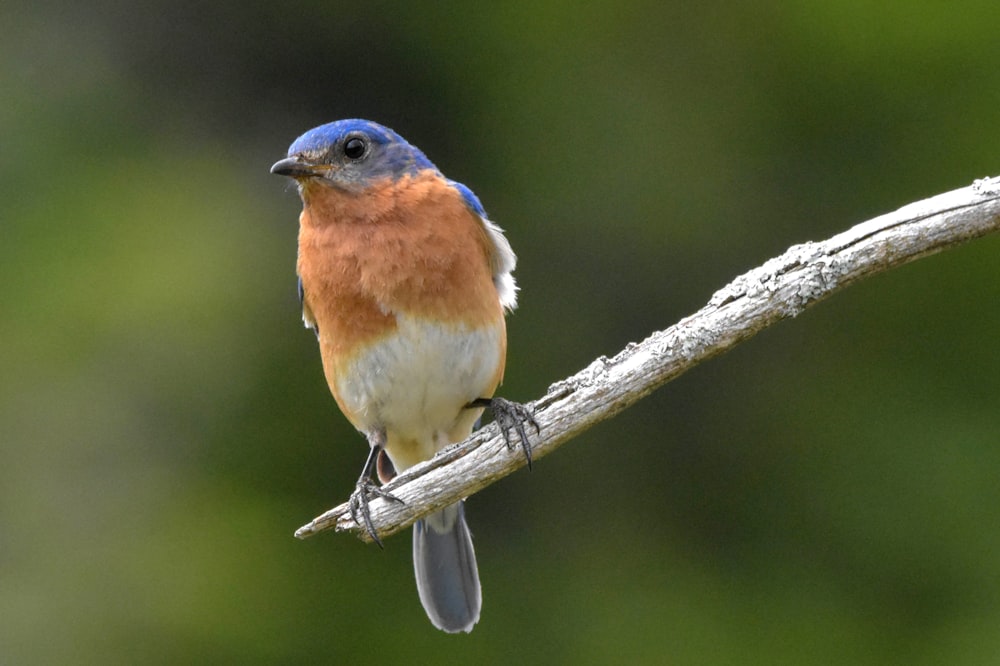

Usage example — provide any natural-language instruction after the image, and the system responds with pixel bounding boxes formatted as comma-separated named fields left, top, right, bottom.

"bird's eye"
left=344, top=137, right=367, bottom=160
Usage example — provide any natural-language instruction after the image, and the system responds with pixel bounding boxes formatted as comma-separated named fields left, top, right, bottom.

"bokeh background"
left=4, top=1, right=1000, bottom=663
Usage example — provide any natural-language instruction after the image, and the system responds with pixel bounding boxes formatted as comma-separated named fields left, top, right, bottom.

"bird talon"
left=487, top=397, right=539, bottom=470
left=349, top=477, right=403, bottom=548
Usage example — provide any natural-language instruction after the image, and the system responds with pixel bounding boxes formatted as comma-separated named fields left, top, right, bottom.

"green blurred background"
left=4, top=1, right=1000, bottom=663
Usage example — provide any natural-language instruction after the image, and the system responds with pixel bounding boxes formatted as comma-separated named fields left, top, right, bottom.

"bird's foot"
left=470, top=397, right=540, bottom=470
left=348, top=475, right=403, bottom=548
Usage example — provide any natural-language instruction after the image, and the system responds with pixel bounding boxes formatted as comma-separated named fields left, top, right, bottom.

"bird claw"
left=488, top=397, right=540, bottom=470
left=348, top=477, right=403, bottom=548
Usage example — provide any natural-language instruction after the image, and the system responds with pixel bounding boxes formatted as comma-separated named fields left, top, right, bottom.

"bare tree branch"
left=295, top=176, right=1000, bottom=543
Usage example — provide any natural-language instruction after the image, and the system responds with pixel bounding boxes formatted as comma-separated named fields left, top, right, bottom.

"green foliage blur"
left=4, top=1, right=1000, bottom=663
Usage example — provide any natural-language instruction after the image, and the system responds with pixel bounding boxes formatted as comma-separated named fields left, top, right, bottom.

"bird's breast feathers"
left=296, top=170, right=513, bottom=353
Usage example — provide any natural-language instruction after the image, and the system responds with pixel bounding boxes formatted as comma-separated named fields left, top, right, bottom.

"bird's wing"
left=450, top=180, right=518, bottom=311
left=298, top=276, right=319, bottom=337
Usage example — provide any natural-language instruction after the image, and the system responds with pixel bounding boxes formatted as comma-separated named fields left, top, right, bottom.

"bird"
left=271, top=119, right=536, bottom=633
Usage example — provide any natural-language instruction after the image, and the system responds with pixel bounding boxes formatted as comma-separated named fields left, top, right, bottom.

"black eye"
left=344, top=137, right=366, bottom=159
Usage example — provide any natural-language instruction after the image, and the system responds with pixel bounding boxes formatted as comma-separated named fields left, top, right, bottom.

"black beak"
left=270, top=157, right=324, bottom=178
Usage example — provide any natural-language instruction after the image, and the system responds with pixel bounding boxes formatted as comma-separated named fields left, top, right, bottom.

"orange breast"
left=296, top=170, right=505, bottom=385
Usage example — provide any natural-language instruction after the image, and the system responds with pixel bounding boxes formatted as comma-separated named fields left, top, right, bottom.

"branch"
left=295, top=176, right=1000, bottom=543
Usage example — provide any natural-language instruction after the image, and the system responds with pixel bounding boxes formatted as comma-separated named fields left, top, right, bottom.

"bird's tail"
left=413, top=501, right=481, bottom=633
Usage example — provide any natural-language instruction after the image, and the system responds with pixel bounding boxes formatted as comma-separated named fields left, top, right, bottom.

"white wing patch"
left=298, top=276, right=318, bottom=335
left=480, top=217, right=518, bottom=312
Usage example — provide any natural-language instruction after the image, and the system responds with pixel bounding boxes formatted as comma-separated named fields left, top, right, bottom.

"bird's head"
left=270, top=119, right=436, bottom=193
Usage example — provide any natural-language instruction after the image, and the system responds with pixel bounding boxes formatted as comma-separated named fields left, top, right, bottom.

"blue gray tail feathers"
left=413, top=501, right=481, bottom=633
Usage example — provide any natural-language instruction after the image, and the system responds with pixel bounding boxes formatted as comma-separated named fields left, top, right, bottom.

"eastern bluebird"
left=271, top=119, right=535, bottom=633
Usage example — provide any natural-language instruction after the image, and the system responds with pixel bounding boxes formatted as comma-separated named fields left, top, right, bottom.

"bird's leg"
left=348, top=429, right=404, bottom=548
left=376, top=447, right=397, bottom=484
left=468, top=397, right=540, bottom=470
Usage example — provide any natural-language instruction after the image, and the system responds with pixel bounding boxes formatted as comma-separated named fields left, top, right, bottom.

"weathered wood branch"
left=295, top=176, right=1000, bottom=543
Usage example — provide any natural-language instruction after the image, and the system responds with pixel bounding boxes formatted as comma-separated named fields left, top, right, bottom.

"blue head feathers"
left=280, top=119, right=435, bottom=188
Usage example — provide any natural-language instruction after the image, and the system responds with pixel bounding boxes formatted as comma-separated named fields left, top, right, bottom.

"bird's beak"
left=270, top=157, right=330, bottom=178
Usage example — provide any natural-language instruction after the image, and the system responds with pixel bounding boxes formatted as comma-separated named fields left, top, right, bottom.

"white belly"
left=334, top=314, right=504, bottom=469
